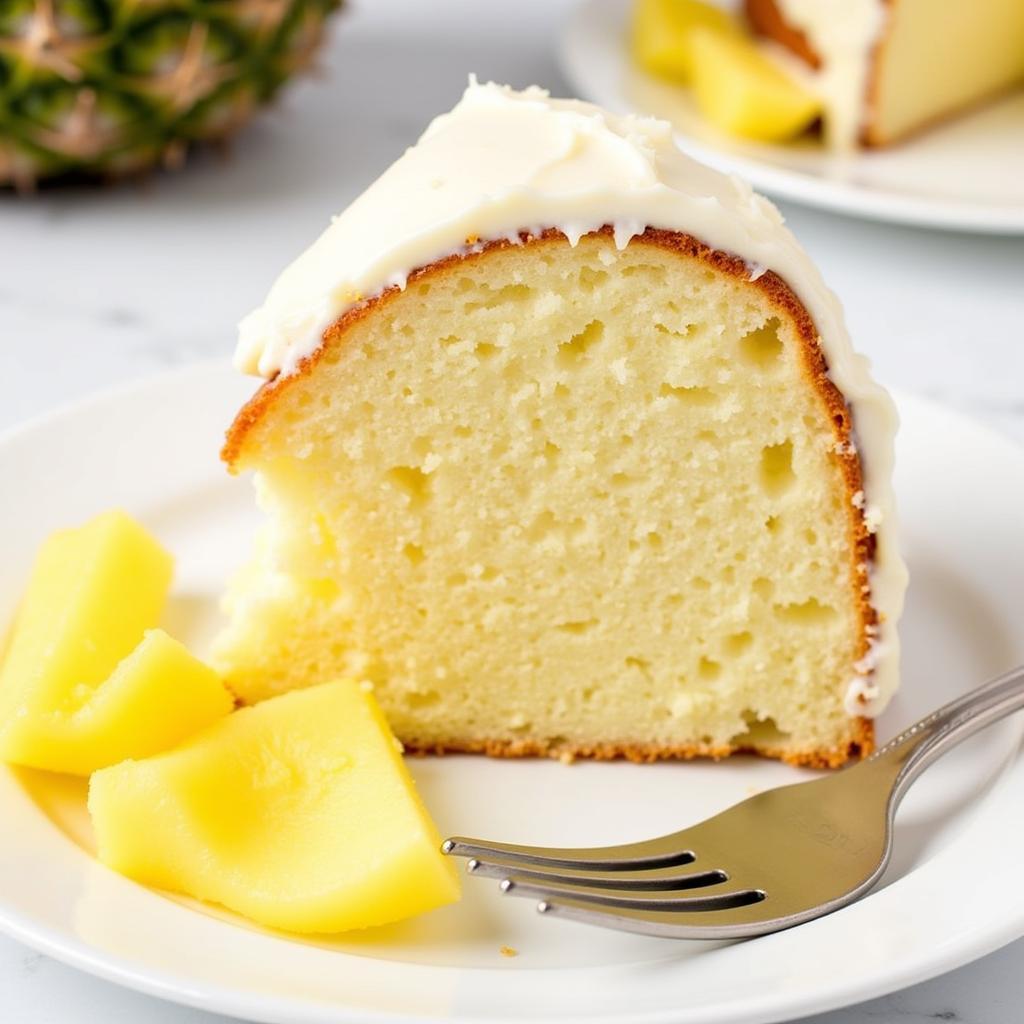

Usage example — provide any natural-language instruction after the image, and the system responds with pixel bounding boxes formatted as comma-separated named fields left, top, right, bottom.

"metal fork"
left=442, top=664, right=1024, bottom=939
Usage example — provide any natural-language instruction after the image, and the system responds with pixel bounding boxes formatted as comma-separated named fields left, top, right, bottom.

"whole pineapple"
left=0, top=0, right=341, bottom=188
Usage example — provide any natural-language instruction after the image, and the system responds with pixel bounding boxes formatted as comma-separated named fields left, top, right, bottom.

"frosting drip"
left=773, top=0, right=888, bottom=148
left=235, top=80, right=907, bottom=717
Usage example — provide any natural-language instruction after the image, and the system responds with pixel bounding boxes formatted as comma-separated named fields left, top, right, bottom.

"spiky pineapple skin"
left=0, top=0, right=341, bottom=187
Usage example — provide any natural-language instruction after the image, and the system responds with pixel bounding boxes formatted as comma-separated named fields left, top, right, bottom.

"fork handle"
left=866, top=664, right=1024, bottom=804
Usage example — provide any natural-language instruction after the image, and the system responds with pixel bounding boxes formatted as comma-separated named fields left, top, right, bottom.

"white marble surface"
left=1, top=0, right=1023, bottom=1021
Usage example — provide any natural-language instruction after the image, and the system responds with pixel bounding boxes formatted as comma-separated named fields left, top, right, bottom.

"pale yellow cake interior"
left=870, top=0, right=1024, bottom=144
left=216, top=233, right=867, bottom=764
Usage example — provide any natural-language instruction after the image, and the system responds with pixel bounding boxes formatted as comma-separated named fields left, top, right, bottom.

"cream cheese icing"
left=235, top=79, right=907, bottom=717
left=772, top=0, right=888, bottom=148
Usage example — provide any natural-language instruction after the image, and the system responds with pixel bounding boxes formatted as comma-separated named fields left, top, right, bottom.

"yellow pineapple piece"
left=89, top=680, right=461, bottom=934
left=689, top=28, right=822, bottom=141
left=632, top=0, right=739, bottom=82
left=0, top=509, right=176, bottom=771
left=42, top=630, right=232, bottom=775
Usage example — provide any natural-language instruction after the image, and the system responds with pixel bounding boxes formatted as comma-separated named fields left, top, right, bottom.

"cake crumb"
left=499, top=945, right=518, bottom=958
left=557, top=750, right=576, bottom=765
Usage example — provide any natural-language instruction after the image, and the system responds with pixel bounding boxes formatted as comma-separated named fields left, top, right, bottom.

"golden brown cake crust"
left=222, top=227, right=879, bottom=767
left=745, top=0, right=822, bottom=69
left=402, top=716, right=874, bottom=770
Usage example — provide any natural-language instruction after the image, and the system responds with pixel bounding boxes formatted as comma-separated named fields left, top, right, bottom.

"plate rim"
left=1, top=361, right=1024, bottom=1024
left=3, top=795, right=1024, bottom=1024
left=4, top=732, right=1024, bottom=1024
left=558, top=0, right=1024, bottom=236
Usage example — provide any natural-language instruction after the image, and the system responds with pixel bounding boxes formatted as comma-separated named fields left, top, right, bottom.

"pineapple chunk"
left=0, top=510, right=176, bottom=772
left=689, top=28, right=822, bottom=141
left=89, top=680, right=461, bottom=934
left=41, top=629, right=233, bottom=775
left=632, top=0, right=739, bottom=82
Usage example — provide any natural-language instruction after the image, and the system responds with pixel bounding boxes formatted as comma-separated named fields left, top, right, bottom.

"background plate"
left=560, top=0, right=1024, bottom=235
left=0, top=362, right=1023, bottom=1024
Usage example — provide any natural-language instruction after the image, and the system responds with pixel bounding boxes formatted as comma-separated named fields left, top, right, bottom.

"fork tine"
left=500, top=876, right=765, bottom=913
left=466, top=857, right=728, bottom=891
left=442, top=835, right=695, bottom=870
left=533, top=894, right=780, bottom=941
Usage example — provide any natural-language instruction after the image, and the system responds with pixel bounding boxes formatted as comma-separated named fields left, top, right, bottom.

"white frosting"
left=773, top=0, right=888, bottom=148
left=235, top=80, right=907, bottom=717
left=844, top=672, right=881, bottom=717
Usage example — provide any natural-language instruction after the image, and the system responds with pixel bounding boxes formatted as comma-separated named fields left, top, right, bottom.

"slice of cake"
left=746, top=0, right=1024, bottom=147
left=215, top=81, right=906, bottom=767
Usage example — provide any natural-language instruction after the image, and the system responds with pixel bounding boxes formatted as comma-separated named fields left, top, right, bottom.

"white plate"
left=559, top=0, right=1024, bottom=234
left=1, top=361, right=1024, bottom=1024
